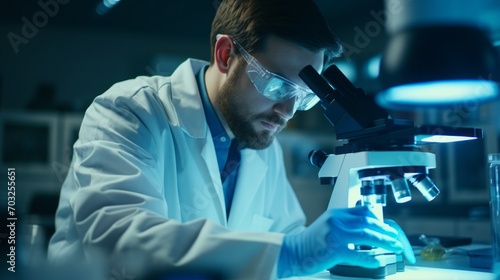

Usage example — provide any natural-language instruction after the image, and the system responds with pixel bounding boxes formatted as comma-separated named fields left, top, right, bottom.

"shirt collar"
left=196, top=65, right=231, bottom=148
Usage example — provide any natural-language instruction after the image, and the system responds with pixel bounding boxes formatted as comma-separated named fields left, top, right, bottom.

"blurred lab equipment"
left=299, top=64, right=482, bottom=279
left=19, top=223, right=46, bottom=267
left=419, top=234, right=448, bottom=261
left=488, top=153, right=500, bottom=277
left=377, top=0, right=500, bottom=109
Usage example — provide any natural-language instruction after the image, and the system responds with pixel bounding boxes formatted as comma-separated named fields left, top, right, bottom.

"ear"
left=214, top=35, right=235, bottom=74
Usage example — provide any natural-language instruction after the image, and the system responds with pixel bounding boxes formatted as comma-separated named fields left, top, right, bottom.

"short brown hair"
left=210, top=0, right=343, bottom=67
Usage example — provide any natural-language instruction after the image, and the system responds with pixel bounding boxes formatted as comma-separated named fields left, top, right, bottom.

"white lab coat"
left=48, top=59, right=306, bottom=279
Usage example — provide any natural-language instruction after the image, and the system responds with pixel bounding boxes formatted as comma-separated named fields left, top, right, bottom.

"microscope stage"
left=329, top=249, right=403, bottom=279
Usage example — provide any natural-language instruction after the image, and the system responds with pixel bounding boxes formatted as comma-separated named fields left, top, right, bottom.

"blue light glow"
left=365, top=55, right=381, bottom=79
left=96, top=0, right=121, bottom=15
left=377, top=80, right=499, bottom=108
left=103, top=0, right=120, bottom=8
left=415, top=135, right=477, bottom=143
left=335, top=62, right=357, bottom=82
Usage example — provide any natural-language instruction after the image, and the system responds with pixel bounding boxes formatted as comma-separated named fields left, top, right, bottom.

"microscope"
left=299, top=65, right=482, bottom=279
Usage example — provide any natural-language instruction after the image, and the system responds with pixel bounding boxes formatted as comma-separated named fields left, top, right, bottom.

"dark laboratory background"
left=1, top=0, right=500, bottom=256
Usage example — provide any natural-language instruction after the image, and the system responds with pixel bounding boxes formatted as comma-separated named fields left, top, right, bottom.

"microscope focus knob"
left=309, top=150, right=328, bottom=168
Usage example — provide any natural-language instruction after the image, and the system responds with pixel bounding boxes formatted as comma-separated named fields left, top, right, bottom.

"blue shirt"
left=196, top=66, right=241, bottom=217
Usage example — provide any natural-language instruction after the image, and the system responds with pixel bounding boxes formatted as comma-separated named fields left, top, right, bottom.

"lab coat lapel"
left=228, top=149, right=268, bottom=230
left=200, top=139, right=228, bottom=226
left=170, top=59, right=227, bottom=226
left=169, top=59, right=209, bottom=139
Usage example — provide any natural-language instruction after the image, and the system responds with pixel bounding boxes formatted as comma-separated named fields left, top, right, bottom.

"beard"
left=217, top=65, right=287, bottom=150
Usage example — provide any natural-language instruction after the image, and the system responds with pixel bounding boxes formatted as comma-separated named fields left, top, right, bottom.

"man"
left=48, top=0, right=415, bottom=279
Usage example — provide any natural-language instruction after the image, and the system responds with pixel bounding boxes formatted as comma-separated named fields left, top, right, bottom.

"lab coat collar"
left=170, top=58, right=210, bottom=139
left=171, top=59, right=270, bottom=227
left=169, top=59, right=228, bottom=224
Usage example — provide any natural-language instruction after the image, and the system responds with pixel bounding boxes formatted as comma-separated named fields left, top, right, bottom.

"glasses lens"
left=264, top=78, right=286, bottom=99
left=242, top=52, right=319, bottom=110
left=263, top=77, right=299, bottom=101
left=297, top=93, right=320, bottom=110
left=262, top=79, right=319, bottom=111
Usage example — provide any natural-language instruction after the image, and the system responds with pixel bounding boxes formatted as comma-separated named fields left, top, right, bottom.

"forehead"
left=251, top=35, right=324, bottom=87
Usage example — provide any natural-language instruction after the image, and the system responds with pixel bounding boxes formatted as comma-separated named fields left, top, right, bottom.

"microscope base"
left=329, top=251, right=404, bottom=279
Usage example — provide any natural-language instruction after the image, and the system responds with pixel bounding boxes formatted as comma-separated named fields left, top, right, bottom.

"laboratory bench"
left=284, top=244, right=498, bottom=280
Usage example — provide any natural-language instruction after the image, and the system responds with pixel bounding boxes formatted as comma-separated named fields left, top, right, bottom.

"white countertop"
left=284, top=244, right=498, bottom=280
left=288, top=266, right=495, bottom=280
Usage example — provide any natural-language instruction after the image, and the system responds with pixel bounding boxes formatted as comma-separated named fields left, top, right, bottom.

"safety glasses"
left=217, top=35, right=320, bottom=111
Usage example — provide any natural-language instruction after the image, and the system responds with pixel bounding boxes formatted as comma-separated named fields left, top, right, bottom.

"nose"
left=273, top=96, right=297, bottom=120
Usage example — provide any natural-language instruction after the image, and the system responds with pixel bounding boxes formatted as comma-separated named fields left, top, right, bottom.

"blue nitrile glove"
left=384, top=219, right=416, bottom=264
left=277, top=206, right=405, bottom=278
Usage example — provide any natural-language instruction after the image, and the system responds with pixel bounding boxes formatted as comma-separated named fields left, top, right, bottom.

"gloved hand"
left=384, top=218, right=416, bottom=264
left=277, top=206, right=409, bottom=278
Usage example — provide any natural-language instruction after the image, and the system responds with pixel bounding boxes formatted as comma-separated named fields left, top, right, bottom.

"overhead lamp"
left=96, top=0, right=121, bottom=16
left=377, top=0, right=500, bottom=110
